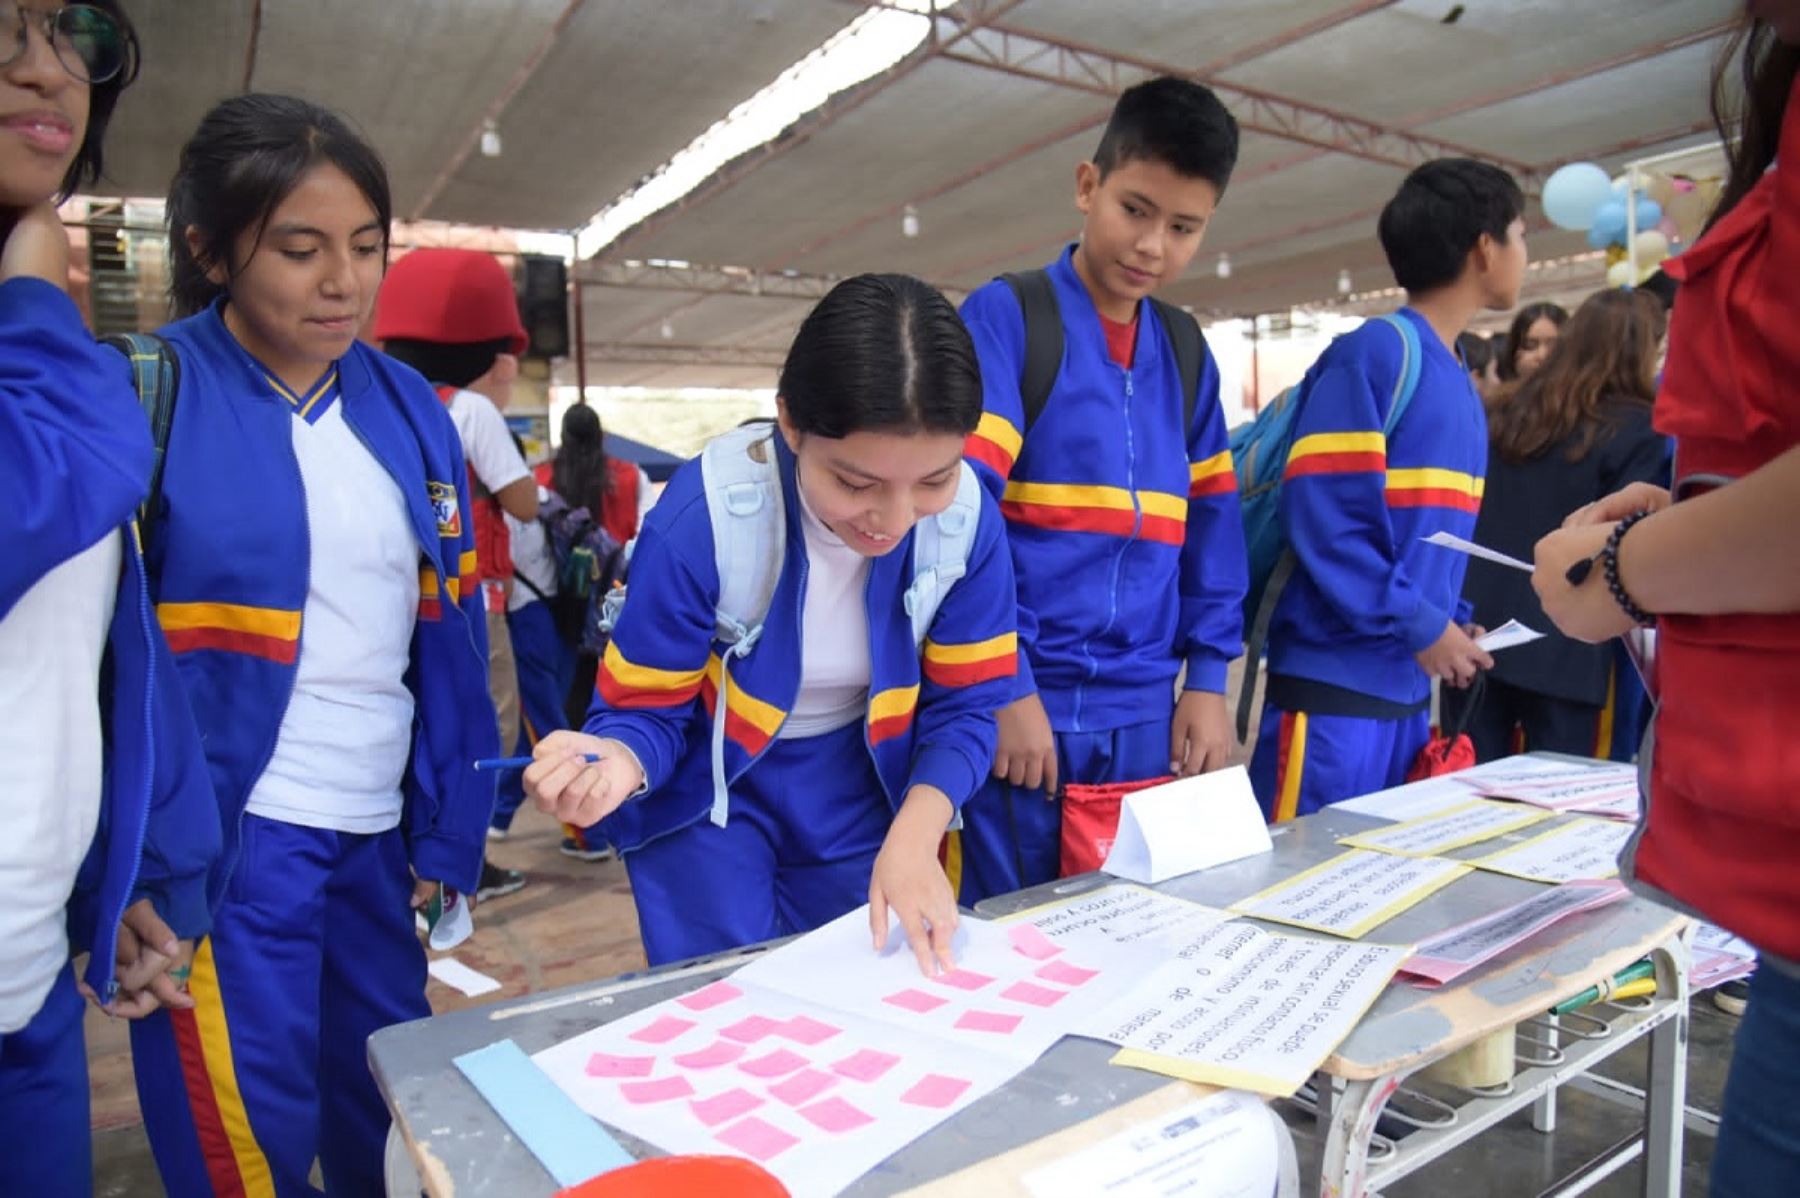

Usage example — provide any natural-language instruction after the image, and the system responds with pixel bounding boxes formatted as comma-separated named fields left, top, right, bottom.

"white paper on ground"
left=1021, top=1090, right=1281, bottom=1198
left=1086, top=921, right=1408, bottom=1096
left=1476, top=619, right=1546, bottom=653
left=1399, top=879, right=1629, bottom=986
left=1421, top=531, right=1533, bottom=572
left=427, top=957, right=502, bottom=997
left=1472, top=818, right=1636, bottom=883
left=1229, top=849, right=1471, bottom=939
left=1102, top=767, right=1272, bottom=885
left=1335, top=774, right=1476, bottom=822
left=1337, top=799, right=1551, bottom=857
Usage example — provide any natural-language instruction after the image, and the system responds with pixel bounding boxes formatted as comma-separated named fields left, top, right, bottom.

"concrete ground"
left=88, top=664, right=1737, bottom=1196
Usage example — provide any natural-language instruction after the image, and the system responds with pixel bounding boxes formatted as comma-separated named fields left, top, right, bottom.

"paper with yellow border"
left=1229, top=849, right=1472, bottom=939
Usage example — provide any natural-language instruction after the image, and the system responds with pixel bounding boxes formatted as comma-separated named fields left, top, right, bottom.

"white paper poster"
left=1472, top=818, right=1635, bottom=883
left=1021, top=1090, right=1282, bottom=1198
left=1338, top=799, right=1550, bottom=857
left=1230, top=849, right=1471, bottom=938
left=1334, top=774, right=1476, bottom=822
left=1102, top=767, right=1272, bottom=885
left=1086, top=921, right=1407, bottom=1096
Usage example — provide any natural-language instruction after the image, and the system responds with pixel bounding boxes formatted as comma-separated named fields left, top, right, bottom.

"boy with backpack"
left=1244, top=159, right=1525, bottom=820
left=956, top=77, right=1249, bottom=903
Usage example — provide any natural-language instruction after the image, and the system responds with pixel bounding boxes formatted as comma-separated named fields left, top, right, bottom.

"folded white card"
left=1102, top=766, right=1273, bottom=885
left=1477, top=619, right=1546, bottom=653
left=1422, top=531, right=1532, bottom=572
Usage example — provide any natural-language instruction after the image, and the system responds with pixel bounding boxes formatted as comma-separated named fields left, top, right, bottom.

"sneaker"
left=1713, top=978, right=1750, bottom=1017
left=560, top=837, right=615, bottom=863
left=486, top=825, right=509, bottom=842
left=475, top=862, right=527, bottom=903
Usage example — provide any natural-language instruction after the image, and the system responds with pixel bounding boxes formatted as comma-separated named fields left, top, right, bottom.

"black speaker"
left=516, top=254, right=570, bottom=360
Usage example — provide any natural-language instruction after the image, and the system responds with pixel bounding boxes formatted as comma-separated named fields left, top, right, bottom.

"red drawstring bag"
left=1059, top=776, right=1174, bottom=877
left=1407, top=674, right=1485, bottom=781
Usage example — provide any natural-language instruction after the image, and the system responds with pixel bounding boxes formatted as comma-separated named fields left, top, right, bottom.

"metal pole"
left=570, top=233, right=588, bottom=402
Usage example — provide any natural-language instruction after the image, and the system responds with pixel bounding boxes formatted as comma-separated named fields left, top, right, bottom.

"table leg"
left=1534, top=1013, right=1559, bottom=1133
left=1320, top=1075, right=1397, bottom=1198
left=1641, top=997, right=1688, bottom=1198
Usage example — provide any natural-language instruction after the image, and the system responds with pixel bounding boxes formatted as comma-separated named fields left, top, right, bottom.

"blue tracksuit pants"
left=0, top=964, right=91, bottom=1197
left=493, top=599, right=575, bottom=831
left=623, top=720, right=892, bottom=965
left=954, top=694, right=1173, bottom=906
left=131, top=816, right=428, bottom=1197
left=1248, top=705, right=1430, bottom=821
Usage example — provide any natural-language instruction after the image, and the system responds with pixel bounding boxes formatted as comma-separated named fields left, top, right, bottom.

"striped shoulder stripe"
left=157, top=602, right=302, bottom=664
left=1188, top=449, right=1236, bottom=498
left=868, top=684, right=920, bottom=745
left=1284, top=431, right=1387, bottom=480
left=965, top=412, right=1023, bottom=475
left=596, top=641, right=707, bottom=708
left=923, top=631, right=1017, bottom=687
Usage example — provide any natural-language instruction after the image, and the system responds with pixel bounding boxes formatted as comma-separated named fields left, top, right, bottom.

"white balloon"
left=1607, top=260, right=1635, bottom=289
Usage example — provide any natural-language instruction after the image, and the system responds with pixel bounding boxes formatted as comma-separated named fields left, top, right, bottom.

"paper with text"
left=1022, top=1090, right=1282, bottom=1198
left=1231, top=849, right=1472, bottom=938
left=1334, top=774, right=1476, bottom=822
left=1472, top=818, right=1635, bottom=883
left=1399, top=880, right=1629, bottom=986
left=1103, top=767, right=1272, bottom=884
left=1339, top=798, right=1551, bottom=857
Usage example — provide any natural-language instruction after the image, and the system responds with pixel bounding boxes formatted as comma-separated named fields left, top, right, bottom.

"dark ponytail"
left=553, top=402, right=611, bottom=511
left=1706, top=20, right=1799, bottom=234
left=166, top=94, right=392, bottom=317
left=778, top=274, right=982, bottom=439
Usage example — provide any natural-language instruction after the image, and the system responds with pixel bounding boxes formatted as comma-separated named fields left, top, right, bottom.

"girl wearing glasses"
left=0, top=4, right=221, bottom=1195
left=123, top=94, right=496, bottom=1196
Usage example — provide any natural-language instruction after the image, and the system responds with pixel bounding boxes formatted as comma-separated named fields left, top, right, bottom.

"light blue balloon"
left=1634, top=197, right=1663, bottom=229
left=1587, top=223, right=1615, bottom=250
left=1590, top=200, right=1629, bottom=245
left=1542, top=162, right=1614, bottom=231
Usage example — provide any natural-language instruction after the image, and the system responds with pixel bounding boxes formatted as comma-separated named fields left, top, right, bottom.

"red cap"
left=374, top=247, right=528, bottom=354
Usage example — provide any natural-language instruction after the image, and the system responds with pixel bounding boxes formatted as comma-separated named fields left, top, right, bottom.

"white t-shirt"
left=505, top=489, right=556, bottom=613
left=0, top=530, right=119, bottom=1032
left=245, top=397, right=420, bottom=832
left=443, top=389, right=529, bottom=496
left=781, top=487, right=872, bottom=739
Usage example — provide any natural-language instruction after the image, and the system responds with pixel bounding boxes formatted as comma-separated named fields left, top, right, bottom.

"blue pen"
left=472, top=753, right=601, bottom=771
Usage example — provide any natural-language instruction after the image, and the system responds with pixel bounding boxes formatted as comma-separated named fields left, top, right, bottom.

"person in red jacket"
left=1533, top=11, right=1800, bottom=1193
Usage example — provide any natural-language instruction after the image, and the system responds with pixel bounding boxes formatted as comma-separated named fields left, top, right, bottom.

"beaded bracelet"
left=1601, top=510, right=1656, bottom=627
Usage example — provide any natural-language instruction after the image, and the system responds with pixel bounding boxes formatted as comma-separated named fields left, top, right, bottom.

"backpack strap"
left=1000, top=270, right=1063, bottom=436
left=697, top=423, right=787, bottom=827
left=1234, top=313, right=1424, bottom=744
left=904, top=463, right=981, bottom=649
left=1147, top=296, right=1206, bottom=436
left=100, top=333, right=180, bottom=559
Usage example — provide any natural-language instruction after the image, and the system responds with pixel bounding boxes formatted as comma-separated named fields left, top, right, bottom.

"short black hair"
left=167, top=94, right=392, bottom=317
left=1456, top=331, right=1492, bottom=374
left=1638, top=269, right=1679, bottom=313
left=1092, top=77, right=1239, bottom=196
left=1377, top=159, right=1524, bottom=295
left=383, top=338, right=511, bottom=390
left=59, top=0, right=141, bottom=200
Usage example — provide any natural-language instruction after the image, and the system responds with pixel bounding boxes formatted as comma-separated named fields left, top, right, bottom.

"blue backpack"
left=1229, top=313, right=1423, bottom=740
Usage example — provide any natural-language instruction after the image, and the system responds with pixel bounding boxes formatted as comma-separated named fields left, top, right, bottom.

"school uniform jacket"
left=585, top=430, right=1018, bottom=853
left=1267, top=309, right=1486, bottom=710
left=0, top=279, right=220, bottom=1003
left=151, top=301, right=496, bottom=897
left=960, top=248, right=1248, bottom=734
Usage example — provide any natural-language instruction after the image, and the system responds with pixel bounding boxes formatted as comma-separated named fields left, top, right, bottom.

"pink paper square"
left=900, top=1073, right=973, bottom=1108
left=798, top=1095, right=875, bottom=1134
left=768, top=1068, right=838, bottom=1106
left=955, top=1009, right=1023, bottom=1034
left=1006, top=923, right=1063, bottom=961
left=930, top=968, right=996, bottom=992
left=883, top=988, right=948, bottom=1013
left=830, top=1048, right=901, bottom=1083
left=584, top=1052, right=656, bottom=1078
left=690, top=1087, right=763, bottom=1127
left=715, top=1115, right=800, bottom=1163
left=672, top=1039, right=747, bottom=1070
left=1000, top=981, right=1068, bottom=1008
left=719, top=1015, right=784, bottom=1043
left=777, top=1015, right=842, bottom=1046
left=1035, top=960, right=1100, bottom=987
left=738, top=1048, right=809, bottom=1078
left=628, top=1014, right=696, bottom=1045
left=677, top=980, right=743, bottom=1012
left=618, top=1075, right=695, bottom=1104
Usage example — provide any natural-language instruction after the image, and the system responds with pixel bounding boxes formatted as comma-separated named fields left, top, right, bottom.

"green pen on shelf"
left=1552, top=958, right=1657, bottom=1015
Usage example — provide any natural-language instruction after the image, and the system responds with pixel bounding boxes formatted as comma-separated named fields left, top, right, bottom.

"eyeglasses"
left=1, top=3, right=131, bottom=85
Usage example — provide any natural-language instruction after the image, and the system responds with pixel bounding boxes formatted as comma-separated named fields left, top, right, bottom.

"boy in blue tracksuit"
left=1250, top=159, right=1527, bottom=820
left=527, top=275, right=1018, bottom=976
left=126, top=96, right=497, bottom=1197
left=956, top=77, right=1249, bottom=902
left=1, top=8, right=221, bottom=1195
